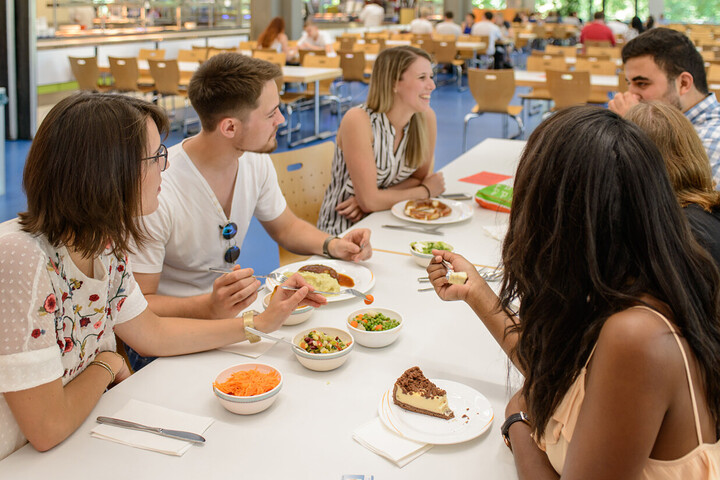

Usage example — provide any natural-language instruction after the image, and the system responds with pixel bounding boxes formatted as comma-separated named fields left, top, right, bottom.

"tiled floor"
left=1, top=70, right=544, bottom=275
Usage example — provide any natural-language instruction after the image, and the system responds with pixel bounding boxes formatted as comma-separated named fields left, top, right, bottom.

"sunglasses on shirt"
left=220, top=222, right=240, bottom=263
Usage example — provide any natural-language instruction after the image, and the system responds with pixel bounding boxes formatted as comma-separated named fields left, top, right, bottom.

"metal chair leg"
left=462, top=113, right=479, bottom=152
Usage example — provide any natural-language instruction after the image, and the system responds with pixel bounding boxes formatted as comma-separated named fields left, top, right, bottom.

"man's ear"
left=676, top=71, right=695, bottom=97
left=217, top=117, right=239, bottom=138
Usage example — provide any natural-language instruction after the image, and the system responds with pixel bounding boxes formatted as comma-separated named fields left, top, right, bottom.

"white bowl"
left=292, top=327, right=354, bottom=372
left=213, top=363, right=282, bottom=415
left=262, top=292, right=314, bottom=326
left=409, top=241, right=454, bottom=267
left=347, top=307, right=403, bottom=348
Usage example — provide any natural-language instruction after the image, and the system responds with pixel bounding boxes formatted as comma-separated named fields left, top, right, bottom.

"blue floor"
left=1, top=70, right=543, bottom=276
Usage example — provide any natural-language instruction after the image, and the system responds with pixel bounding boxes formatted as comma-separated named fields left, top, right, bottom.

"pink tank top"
left=536, top=306, right=720, bottom=478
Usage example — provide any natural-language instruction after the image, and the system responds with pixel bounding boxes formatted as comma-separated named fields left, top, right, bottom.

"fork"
left=417, top=266, right=504, bottom=283
left=281, top=285, right=370, bottom=301
left=382, top=224, right=444, bottom=235
left=208, top=268, right=286, bottom=283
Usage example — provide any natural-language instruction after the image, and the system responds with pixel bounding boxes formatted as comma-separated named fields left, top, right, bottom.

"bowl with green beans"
left=409, top=241, right=454, bottom=267
left=346, top=308, right=403, bottom=348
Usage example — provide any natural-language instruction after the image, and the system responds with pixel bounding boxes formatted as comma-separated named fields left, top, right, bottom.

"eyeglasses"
left=220, top=222, right=240, bottom=263
left=143, top=144, right=168, bottom=172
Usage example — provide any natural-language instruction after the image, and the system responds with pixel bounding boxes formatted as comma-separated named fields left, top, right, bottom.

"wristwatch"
left=501, top=411, right=531, bottom=452
left=322, top=236, right=339, bottom=259
left=242, top=310, right=260, bottom=344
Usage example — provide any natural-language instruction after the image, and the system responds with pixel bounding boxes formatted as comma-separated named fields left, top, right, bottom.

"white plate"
left=391, top=198, right=474, bottom=225
left=265, top=259, right=375, bottom=303
left=378, top=379, right=494, bottom=445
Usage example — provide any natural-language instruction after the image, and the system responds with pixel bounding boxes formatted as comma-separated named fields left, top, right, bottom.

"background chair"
left=68, top=56, right=112, bottom=92
left=575, top=58, right=618, bottom=76
left=147, top=59, right=199, bottom=136
left=433, top=40, right=466, bottom=91
left=463, top=68, right=523, bottom=151
left=339, top=51, right=370, bottom=85
left=108, top=56, right=154, bottom=96
left=547, top=70, right=591, bottom=110
left=138, top=49, right=165, bottom=60
left=270, top=141, right=335, bottom=265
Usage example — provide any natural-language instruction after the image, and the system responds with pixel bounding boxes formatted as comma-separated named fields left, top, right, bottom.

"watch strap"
left=501, top=411, right=531, bottom=451
left=322, top=236, right=340, bottom=259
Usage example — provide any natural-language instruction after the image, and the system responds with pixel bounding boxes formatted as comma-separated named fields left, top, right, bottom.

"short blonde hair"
left=366, top=46, right=432, bottom=169
left=625, top=101, right=720, bottom=211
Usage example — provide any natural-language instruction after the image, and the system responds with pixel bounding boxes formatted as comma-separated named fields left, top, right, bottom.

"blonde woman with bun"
left=626, top=100, right=720, bottom=265
left=317, top=46, right=445, bottom=235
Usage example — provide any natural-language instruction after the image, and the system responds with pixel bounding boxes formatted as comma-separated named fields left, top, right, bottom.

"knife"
left=382, top=224, right=444, bottom=235
left=96, top=416, right=206, bottom=444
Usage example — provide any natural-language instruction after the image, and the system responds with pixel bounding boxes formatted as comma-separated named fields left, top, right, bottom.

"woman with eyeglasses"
left=428, top=106, right=720, bottom=478
left=0, top=93, right=325, bottom=460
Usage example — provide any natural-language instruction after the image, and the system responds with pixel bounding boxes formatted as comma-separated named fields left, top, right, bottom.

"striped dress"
left=317, top=105, right=417, bottom=235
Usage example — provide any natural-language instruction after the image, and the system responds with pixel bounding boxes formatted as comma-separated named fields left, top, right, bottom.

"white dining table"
left=0, top=139, right=526, bottom=480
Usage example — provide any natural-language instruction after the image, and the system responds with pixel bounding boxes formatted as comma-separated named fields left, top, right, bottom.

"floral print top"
left=0, top=219, right=148, bottom=461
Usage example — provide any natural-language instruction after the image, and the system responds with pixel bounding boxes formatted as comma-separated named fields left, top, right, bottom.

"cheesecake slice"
left=393, top=367, right=454, bottom=420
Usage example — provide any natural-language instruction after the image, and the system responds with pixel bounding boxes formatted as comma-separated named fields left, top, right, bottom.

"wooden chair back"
left=434, top=34, right=457, bottom=42
left=177, top=49, right=205, bottom=63
left=584, top=40, right=612, bottom=48
left=191, top=46, right=209, bottom=60
left=576, top=53, right=611, bottom=61
left=433, top=40, right=458, bottom=64
left=108, top=57, right=141, bottom=91
left=68, top=56, right=103, bottom=91
left=526, top=54, right=566, bottom=72
left=708, top=64, right=720, bottom=84
left=208, top=47, right=237, bottom=58
left=252, top=50, right=286, bottom=67
left=339, top=38, right=357, bottom=51
left=545, top=45, right=577, bottom=57
left=467, top=68, right=516, bottom=113
left=390, top=32, right=413, bottom=40
left=617, top=71, right=628, bottom=93
left=339, top=51, right=368, bottom=82
left=414, top=37, right=435, bottom=55
left=586, top=46, right=620, bottom=59
left=239, top=40, right=257, bottom=50
left=531, top=24, right=546, bottom=39
left=575, top=58, right=617, bottom=76
left=365, top=37, right=386, bottom=50
left=298, top=48, right=326, bottom=64
left=138, top=49, right=165, bottom=60
left=356, top=43, right=381, bottom=54
left=147, top=59, right=181, bottom=95
left=303, top=55, right=341, bottom=94
left=547, top=70, right=591, bottom=109
left=270, top=141, right=335, bottom=265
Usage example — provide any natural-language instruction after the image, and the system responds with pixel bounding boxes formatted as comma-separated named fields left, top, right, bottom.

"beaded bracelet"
left=89, top=359, right=115, bottom=385
left=419, top=183, right=431, bottom=199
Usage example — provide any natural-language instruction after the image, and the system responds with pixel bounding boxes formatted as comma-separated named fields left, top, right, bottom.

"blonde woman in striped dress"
left=317, top=46, right=445, bottom=235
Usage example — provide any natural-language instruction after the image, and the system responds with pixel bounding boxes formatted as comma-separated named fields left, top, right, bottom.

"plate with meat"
left=264, top=260, right=375, bottom=303
left=391, top=198, right=474, bottom=225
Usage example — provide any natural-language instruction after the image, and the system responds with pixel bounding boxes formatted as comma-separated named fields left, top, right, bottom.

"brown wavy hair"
left=500, top=106, right=720, bottom=439
left=625, top=101, right=720, bottom=211
left=366, top=46, right=432, bottom=169
left=19, top=92, right=169, bottom=257
left=257, top=17, right=285, bottom=48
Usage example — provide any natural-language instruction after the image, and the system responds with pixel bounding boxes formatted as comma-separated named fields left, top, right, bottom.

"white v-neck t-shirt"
left=130, top=140, right=287, bottom=297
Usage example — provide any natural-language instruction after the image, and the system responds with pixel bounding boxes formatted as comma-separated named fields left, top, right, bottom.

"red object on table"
left=459, top=171, right=512, bottom=185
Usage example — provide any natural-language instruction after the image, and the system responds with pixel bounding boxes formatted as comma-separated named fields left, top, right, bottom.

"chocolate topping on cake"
left=395, top=366, right=447, bottom=398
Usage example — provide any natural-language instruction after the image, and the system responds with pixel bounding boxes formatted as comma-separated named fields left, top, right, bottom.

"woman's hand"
left=255, top=274, right=327, bottom=333
left=335, top=196, right=367, bottom=223
left=427, top=249, right=483, bottom=302
left=423, top=172, right=445, bottom=197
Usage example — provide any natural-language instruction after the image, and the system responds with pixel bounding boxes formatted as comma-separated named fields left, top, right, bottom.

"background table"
left=0, top=139, right=526, bottom=480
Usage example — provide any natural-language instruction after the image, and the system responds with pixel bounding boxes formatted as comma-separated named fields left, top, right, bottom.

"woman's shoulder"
left=0, top=220, right=46, bottom=257
left=341, top=106, right=372, bottom=126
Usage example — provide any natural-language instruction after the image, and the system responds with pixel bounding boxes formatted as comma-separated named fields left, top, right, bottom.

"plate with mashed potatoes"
left=264, top=260, right=375, bottom=303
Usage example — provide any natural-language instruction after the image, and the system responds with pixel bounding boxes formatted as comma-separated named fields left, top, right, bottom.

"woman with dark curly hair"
left=429, top=106, right=720, bottom=478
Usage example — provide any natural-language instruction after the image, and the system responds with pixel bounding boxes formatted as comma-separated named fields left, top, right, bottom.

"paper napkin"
left=91, top=399, right=214, bottom=456
left=459, top=171, right=512, bottom=186
left=482, top=223, right=509, bottom=242
left=353, top=418, right=432, bottom=468
left=218, top=336, right=277, bottom=358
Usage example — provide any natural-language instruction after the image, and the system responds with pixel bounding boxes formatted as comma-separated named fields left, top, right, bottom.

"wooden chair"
left=545, top=45, right=577, bottom=57
left=365, top=37, right=386, bottom=50
left=138, top=49, right=165, bottom=60
left=433, top=40, right=466, bottom=91
left=68, top=57, right=112, bottom=92
left=239, top=40, right=257, bottom=50
left=547, top=70, right=591, bottom=110
left=586, top=46, right=620, bottom=59
left=708, top=64, right=720, bottom=84
left=339, top=51, right=369, bottom=84
left=270, top=141, right=335, bottom=265
left=576, top=53, right=611, bottom=61
left=339, top=38, right=357, bottom=52
left=147, top=59, right=199, bottom=136
left=583, top=40, right=612, bottom=48
left=575, top=58, right=617, bottom=76
left=463, top=68, right=524, bottom=151
left=191, top=46, right=209, bottom=61
left=108, top=56, right=154, bottom=94
left=390, top=32, right=413, bottom=41
left=617, top=71, right=628, bottom=93
left=302, top=55, right=345, bottom=124
left=177, top=49, right=205, bottom=63
left=527, top=54, right=566, bottom=72
left=208, top=47, right=237, bottom=59
left=298, top=48, right=326, bottom=65
left=356, top=43, right=381, bottom=55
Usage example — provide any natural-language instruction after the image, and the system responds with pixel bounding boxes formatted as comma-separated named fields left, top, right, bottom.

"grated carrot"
left=213, top=368, right=280, bottom=397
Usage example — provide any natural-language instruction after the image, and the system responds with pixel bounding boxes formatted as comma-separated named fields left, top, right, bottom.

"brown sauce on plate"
left=337, top=274, right=354, bottom=287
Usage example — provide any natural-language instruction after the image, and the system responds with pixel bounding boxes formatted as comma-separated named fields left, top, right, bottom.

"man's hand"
left=208, top=265, right=261, bottom=318
left=608, top=91, right=642, bottom=116
left=328, top=229, right=372, bottom=262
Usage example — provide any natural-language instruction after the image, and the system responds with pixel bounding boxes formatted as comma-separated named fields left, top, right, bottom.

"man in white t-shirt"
left=358, top=1, right=385, bottom=28
left=130, top=54, right=372, bottom=324
left=435, top=11, right=462, bottom=38
left=471, top=11, right=509, bottom=68
left=297, top=21, right=334, bottom=54
left=410, top=9, right=434, bottom=35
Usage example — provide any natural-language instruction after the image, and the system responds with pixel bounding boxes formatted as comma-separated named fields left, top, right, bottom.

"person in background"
left=358, top=0, right=385, bottom=28
left=626, top=101, right=720, bottom=266
left=580, top=11, right=616, bottom=46
left=624, top=16, right=645, bottom=42
left=0, top=93, right=325, bottom=461
left=297, top=20, right=334, bottom=54
left=528, top=12, right=539, bottom=23
left=461, top=12, right=476, bottom=34
left=257, top=16, right=295, bottom=62
left=435, top=11, right=462, bottom=38
left=68, top=6, right=96, bottom=29
left=471, top=11, right=511, bottom=69
left=544, top=10, right=559, bottom=23
left=317, top=46, right=445, bottom=235
left=646, top=15, right=656, bottom=29
left=409, top=8, right=434, bottom=35
left=563, top=11, right=582, bottom=26
left=129, top=54, right=371, bottom=369
left=609, top=28, right=720, bottom=188
left=606, top=17, right=629, bottom=38
left=429, top=105, right=720, bottom=479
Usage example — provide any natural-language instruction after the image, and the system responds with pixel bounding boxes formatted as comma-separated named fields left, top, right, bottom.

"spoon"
left=244, top=327, right=304, bottom=352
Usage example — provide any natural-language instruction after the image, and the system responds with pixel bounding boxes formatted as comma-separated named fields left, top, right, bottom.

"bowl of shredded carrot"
left=213, top=363, right=283, bottom=415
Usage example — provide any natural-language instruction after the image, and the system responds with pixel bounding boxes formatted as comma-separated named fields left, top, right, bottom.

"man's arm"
left=260, top=207, right=371, bottom=262
left=134, top=267, right=260, bottom=319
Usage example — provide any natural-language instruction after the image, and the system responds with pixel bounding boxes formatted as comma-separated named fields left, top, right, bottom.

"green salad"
left=350, top=312, right=400, bottom=332
left=411, top=241, right=453, bottom=255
